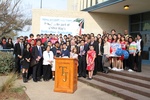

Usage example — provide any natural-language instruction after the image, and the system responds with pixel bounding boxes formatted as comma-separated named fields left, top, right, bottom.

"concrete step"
left=93, top=75, right=150, bottom=97
left=97, top=72, right=150, bottom=89
left=78, top=78, right=150, bottom=100
left=109, top=70, right=150, bottom=81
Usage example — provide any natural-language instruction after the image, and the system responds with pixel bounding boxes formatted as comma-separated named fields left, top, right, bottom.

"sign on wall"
left=40, top=16, right=84, bottom=36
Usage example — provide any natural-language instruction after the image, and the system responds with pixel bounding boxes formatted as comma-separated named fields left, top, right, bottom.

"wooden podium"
left=54, top=58, right=78, bottom=93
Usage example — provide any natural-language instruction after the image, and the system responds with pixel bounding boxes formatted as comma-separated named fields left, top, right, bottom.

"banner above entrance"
left=40, top=16, right=84, bottom=36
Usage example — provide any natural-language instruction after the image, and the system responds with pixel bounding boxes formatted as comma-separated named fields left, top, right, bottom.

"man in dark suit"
left=14, top=36, right=24, bottom=74
left=90, top=36, right=98, bottom=75
left=31, top=39, right=43, bottom=82
left=97, top=39, right=104, bottom=72
left=78, top=40, right=88, bottom=78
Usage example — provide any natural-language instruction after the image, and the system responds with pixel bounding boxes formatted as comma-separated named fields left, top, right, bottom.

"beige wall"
left=67, top=0, right=79, bottom=11
left=32, top=9, right=129, bottom=35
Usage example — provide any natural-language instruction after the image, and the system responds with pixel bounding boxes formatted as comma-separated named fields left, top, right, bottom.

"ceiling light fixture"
left=124, top=5, right=129, bottom=10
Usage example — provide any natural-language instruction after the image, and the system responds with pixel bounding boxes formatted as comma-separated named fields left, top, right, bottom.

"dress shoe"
left=37, top=79, right=42, bottom=82
left=83, top=76, right=86, bottom=78
left=33, top=79, right=37, bottom=82
left=52, top=77, right=55, bottom=81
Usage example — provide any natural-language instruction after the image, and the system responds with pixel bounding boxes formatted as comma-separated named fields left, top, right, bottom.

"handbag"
left=30, top=59, right=38, bottom=67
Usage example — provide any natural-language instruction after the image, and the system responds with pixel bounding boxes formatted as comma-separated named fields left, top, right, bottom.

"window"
left=142, top=21, right=150, bottom=31
left=142, top=34, right=150, bottom=46
left=142, top=12, right=150, bottom=21
left=130, top=14, right=140, bottom=23
left=142, top=51, right=149, bottom=60
left=130, top=24, right=140, bottom=32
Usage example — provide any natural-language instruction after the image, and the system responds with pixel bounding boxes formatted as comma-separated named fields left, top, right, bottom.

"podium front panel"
left=54, top=58, right=78, bottom=93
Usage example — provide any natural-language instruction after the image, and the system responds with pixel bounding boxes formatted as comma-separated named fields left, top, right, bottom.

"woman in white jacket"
left=43, top=46, right=54, bottom=81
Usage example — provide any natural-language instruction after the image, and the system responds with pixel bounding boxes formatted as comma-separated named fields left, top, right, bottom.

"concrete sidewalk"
left=17, top=79, right=123, bottom=100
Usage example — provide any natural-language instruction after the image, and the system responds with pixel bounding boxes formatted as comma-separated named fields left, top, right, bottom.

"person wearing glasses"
left=14, top=36, right=24, bottom=74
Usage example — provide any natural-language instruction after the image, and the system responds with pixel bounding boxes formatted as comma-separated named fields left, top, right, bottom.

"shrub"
left=0, top=51, right=15, bottom=74
left=0, top=73, right=26, bottom=93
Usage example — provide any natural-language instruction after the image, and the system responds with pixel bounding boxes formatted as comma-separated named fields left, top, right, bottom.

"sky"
left=19, top=0, right=67, bottom=18
left=32, top=0, right=67, bottom=10
left=21, top=0, right=67, bottom=17
left=18, top=0, right=67, bottom=36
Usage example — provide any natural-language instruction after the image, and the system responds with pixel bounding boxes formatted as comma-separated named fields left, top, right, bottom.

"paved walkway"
left=1, top=65, right=149, bottom=100
left=17, top=79, right=123, bottom=100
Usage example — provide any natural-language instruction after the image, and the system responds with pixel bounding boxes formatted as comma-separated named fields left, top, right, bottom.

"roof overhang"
left=82, top=0, right=150, bottom=15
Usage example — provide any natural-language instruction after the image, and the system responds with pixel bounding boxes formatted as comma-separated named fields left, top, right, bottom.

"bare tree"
left=0, top=0, right=31, bottom=38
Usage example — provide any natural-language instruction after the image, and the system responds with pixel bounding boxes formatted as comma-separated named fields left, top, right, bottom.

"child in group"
left=70, top=47, right=78, bottom=59
left=86, top=45, right=96, bottom=80
left=61, top=43, right=70, bottom=58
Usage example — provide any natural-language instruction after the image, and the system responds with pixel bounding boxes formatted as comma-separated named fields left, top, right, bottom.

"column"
left=92, top=0, right=96, bottom=6
left=83, top=0, right=87, bottom=9
left=80, top=0, right=84, bottom=10
left=87, top=0, right=91, bottom=7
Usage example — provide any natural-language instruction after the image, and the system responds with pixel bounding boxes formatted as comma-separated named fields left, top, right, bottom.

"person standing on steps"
left=136, top=34, right=143, bottom=72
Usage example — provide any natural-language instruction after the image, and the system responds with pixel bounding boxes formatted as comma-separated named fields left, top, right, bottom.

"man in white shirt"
left=136, top=34, right=143, bottom=72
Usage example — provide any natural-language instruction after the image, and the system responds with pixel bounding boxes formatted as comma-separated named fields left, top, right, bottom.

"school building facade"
left=32, top=0, right=150, bottom=64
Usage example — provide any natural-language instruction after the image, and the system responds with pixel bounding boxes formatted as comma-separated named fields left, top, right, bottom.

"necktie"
left=38, top=47, right=42, bottom=57
left=20, top=43, right=23, bottom=56
left=99, top=44, right=101, bottom=55
left=80, top=46, right=84, bottom=56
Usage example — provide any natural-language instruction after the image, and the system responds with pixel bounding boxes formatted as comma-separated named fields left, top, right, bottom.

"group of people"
left=0, top=29, right=143, bottom=83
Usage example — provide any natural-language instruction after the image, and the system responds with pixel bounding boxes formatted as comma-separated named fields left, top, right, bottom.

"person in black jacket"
left=136, top=34, right=144, bottom=72
left=14, top=36, right=24, bottom=74
left=31, top=40, right=43, bottom=82
left=21, top=43, right=31, bottom=83
left=6, top=38, right=14, bottom=49
left=78, top=40, right=88, bottom=78
left=97, top=38, right=104, bottom=72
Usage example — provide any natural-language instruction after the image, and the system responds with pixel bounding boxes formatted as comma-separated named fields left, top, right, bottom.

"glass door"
left=141, top=32, right=150, bottom=64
